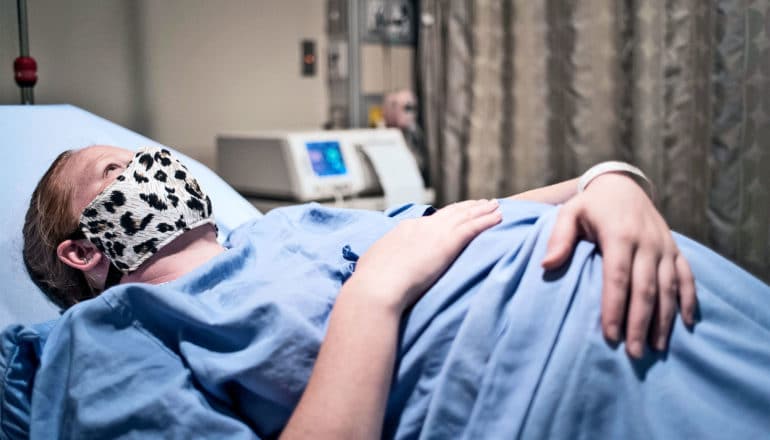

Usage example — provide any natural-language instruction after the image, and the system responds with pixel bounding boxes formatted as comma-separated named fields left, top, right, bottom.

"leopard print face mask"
left=78, top=147, right=216, bottom=274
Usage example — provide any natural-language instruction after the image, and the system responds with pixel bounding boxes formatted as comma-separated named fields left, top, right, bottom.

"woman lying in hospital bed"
left=18, top=145, right=769, bottom=438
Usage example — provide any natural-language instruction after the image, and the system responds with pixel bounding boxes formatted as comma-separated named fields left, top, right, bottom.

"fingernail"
left=606, top=324, right=619, bottom=342
left=629, top=340, right=644, bottom=358
left=683, top=311, right=693, bottom=328
left=655, top=335, right=667, bottom=351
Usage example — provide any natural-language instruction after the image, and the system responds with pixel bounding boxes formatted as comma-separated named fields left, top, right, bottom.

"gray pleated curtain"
left=419, top=0, right=770, bottom=282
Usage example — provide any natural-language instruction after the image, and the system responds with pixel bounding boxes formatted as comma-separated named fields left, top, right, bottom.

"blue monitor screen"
left=306, top=141, right=347, bottom=176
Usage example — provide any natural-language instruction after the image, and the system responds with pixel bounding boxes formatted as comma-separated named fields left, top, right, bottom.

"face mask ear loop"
left=103, top=263, right=124, bottom=290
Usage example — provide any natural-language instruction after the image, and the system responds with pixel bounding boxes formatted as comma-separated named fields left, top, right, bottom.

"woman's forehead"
left=69, top=146, right=131, bottom=178
left=75, top=145, right=133, bottom=163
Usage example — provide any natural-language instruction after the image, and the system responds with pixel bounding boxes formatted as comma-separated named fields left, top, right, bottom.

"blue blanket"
left=16, top=201, right=770, bottom=438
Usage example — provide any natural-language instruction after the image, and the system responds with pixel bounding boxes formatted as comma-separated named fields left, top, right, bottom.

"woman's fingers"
left=651, top=256, right=677, bottom=351
left=601, top=234, right=693, bottom=357
left=675, top=254, right=697, bottom=327
left=468, top=199, right=500, bottom=217
left=625, top=249, right=659, bottom=358
left=456, top=200, right=502, bottom=239
left=459, top=208, right=502, bottom=239
left=542, top=204, right=581, bottom=270
left=438, top=199, right=487, bottom=219
left=599, top=241, right=634, bottom=344
left=431, top=199, right=501, bottom=252
left=442, top=199, right=499, bottom=223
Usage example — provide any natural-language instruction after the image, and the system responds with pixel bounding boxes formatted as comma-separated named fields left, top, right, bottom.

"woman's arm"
left=281, top=200, right=502, bottom=439
left=507, top=177, right=579, bottom=205
left=280, top=281, right=401, bottom=439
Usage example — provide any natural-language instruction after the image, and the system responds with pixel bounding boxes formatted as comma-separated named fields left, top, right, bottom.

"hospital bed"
left=2, top=105, right=770, bottom=439
left=0, top=104, right=262, bottom=327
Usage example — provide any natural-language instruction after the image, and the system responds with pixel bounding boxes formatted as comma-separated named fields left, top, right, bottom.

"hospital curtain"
left=418, top=0, right=770, bottom=282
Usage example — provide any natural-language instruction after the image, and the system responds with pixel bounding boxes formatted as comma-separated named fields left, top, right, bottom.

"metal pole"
left=17, top=0, right=29, bottom=56
left=17, top=0, right=34, bottom=104
left=347, top=0, right=362, bottom=127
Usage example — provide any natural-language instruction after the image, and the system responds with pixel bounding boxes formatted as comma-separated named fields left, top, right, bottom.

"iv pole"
left=15, top=0, right=37, bottom=104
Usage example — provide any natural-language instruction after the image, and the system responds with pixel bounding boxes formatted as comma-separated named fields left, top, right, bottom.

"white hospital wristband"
left=578, top=161, right=654, bottom=199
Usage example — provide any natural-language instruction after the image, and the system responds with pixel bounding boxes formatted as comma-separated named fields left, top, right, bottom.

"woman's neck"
left=121, top=224, right=225, bottom=286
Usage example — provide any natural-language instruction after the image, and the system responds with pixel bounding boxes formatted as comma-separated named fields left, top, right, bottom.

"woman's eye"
left=103, top=164, right=121, bottom=177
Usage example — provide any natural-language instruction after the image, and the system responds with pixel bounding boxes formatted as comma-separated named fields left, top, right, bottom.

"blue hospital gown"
left=26, top=201, right=770, bottom=439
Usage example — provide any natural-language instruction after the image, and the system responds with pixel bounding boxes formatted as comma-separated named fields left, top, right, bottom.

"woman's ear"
left=56, top=239, right=104, bottom=271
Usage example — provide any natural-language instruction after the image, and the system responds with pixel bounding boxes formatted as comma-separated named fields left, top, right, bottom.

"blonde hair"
left=23, top=151, right=96, bottom=309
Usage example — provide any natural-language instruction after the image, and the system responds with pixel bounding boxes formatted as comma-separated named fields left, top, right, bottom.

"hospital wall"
left=0, top=0, right=137, bottom=128
left=0, top=0, right=328, bottom=168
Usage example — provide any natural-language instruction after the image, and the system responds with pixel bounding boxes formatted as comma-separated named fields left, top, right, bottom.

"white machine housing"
left=217, top=129, right=424, bottom=202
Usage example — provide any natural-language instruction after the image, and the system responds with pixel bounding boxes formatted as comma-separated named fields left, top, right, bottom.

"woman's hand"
left=542, top=173, right=697, bottom=358
left=350, top=199, right=503, bottom=313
